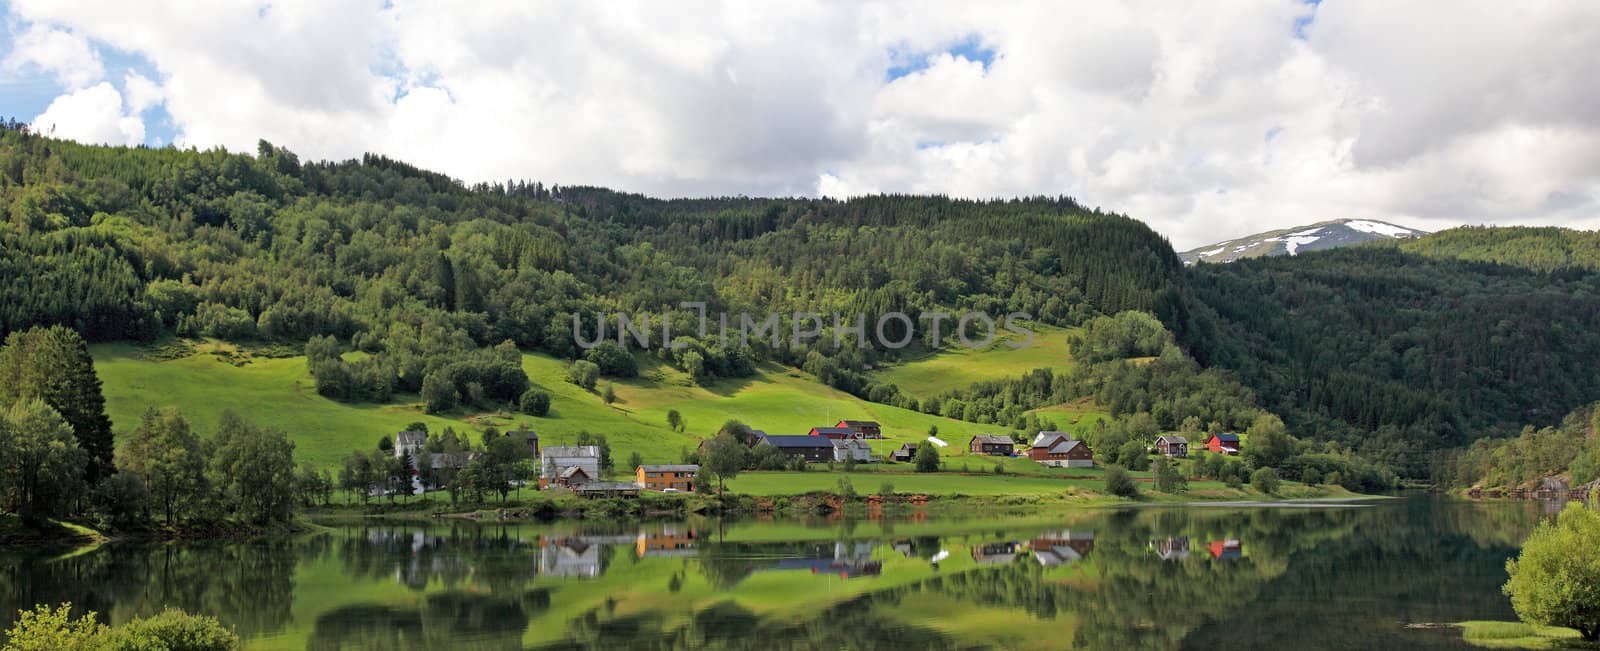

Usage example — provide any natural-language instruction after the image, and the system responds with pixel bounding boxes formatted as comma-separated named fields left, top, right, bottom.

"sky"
left=2, top=1, right=1598, bottom=249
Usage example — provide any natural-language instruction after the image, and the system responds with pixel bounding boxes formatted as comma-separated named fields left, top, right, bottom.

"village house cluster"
left=387, top=419, right=1248, bottom=499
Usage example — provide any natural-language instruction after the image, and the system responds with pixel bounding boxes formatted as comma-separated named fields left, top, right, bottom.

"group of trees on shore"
left=0, top=326, right=308, bottom=532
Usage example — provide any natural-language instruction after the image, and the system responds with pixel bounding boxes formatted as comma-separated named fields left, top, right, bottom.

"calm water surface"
left=0, top=497, right=1550, bottom=650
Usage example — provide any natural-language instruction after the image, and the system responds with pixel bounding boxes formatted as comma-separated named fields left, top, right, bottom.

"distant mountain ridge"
left=1179, top=219, right=1427, bottom=264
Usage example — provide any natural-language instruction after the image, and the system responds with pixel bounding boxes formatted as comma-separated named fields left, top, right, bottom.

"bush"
left=583, top=342, right=638, bottom=377
left=835, top=477, right=856, bottom=499
left=1503, top=503, right=1600, bottom=642
left=1302, top=468, right=1322, bottom=486
left=102, top=608, right=239, bottom=651
left=1155, top=459, right=1187, bottom=493
left=519, top=389, right=550, bottom=416
left=1251, top=467, right=1281, bottom=495
left=879, top=481, right=895, bottom=497
left=1, top=603, right=239, bottom=651
left=1104, top=465, right=1138, bottom=497
left=914, top=443, right=940, bottom=473
left=566, top=360, right=600, bottom=391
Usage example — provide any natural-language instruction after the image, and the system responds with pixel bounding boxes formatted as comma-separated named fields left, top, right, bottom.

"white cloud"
left=31, top=82, right=142, bottom=145
left=5, top=0, right=1600, bottom=247
left=122, top=70, right=162, bottom=113
left=3, top=23, right=103, bottom=88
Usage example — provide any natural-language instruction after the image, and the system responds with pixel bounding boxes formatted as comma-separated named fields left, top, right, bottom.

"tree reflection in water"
left=0, top=498, right=1548, bottom=650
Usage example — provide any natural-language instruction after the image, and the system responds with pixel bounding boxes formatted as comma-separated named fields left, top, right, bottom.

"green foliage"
left=666, top=409, right=684, bottom=433
left=1399, top=225, right=1600, bottom=273
left=0, top=399, right=87, bottom=524
left=574, top=431, right=613, bottom=474
left=914, top=443, right=940, bottom=473
left=1251, top=467, right=1281, bottom=495
left=583, top=342, right=638, bottom=378
left=1155, top=458, right=1187, bottom=493
left=120, top=407, right=206, bottom=525
left=518, top=388, right=550, bottom=416
left=1104, top=465, right=1138, bottom=497
left=100, top=608, right=240, bottom=650
left=1503, top=503, right=1600, bottom=641
left=834, top=477, right=856, bottom=499
left=1070, top=311, right=1172, bottom=364
left=0, top=326, right=115, bottom=480
left=1, top=603, right=104, bottom=651
left=601, top=383, right=617, bottom=404
left=1181, top=245, right=1600, bottom=476
left=208, top=411, right=297, bottom=524
left=701, top=434, right=747, bottom=494
left=878, top=480, right=894, bottom=496
left=1116, top=440, right=1150, bottom=471
left=626, top=451, right=643, bottom=472
left=566, top=360, right=600, bottom=391
left=1, top=603, right=238, bottom=651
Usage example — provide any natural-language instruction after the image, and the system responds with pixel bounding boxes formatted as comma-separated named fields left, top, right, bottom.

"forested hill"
left=1176, top=246, right=1600, bottom=476
left=1394, top=225, right=1600, bottom=273
left=0, top=125, right=1179, bottom=393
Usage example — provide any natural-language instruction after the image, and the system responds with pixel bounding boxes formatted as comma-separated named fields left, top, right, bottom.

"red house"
left=1029, top=431, right=1094, bottom=468
left=809, top=426, right=856, bottom=439
left=1204, top=433, right=1241, bottom=455
left=836, top=420, right=883, bottom=439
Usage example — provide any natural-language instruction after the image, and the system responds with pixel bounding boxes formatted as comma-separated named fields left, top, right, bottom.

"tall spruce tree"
left=0, top=326, right=115, bottom=481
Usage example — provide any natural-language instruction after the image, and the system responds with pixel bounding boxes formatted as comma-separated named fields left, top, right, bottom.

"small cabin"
left=890, top=443, right=917, bottom=463
left=1156, top=435, right=1189, bottom=458
left=969, top=434, right=1014, bottom=456
left=757, top=434, right=835, bottom=463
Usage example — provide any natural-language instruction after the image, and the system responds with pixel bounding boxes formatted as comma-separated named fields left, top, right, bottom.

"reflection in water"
left=0, top=498, right=1548, bottom=650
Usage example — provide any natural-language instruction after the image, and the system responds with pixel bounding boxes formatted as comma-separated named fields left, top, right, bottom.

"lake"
left=0, top=497, right=1551, bottom=649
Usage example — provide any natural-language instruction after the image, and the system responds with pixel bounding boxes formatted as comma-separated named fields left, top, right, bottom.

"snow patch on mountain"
left=1179, top=219, right=1427, bottom=265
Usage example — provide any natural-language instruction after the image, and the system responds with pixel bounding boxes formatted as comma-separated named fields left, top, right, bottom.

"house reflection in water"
left=1208, top=538, right=1243, bottom=561
left=636, top=526, right=697, bottom=558
left=539, top=534, right=632, bottom=578
left=757, top=541, right=883, bottom=579
left=1151, top=536, right=1191, bottom=561
left=1029, top=531, right=1095, bottom=567
left=971, top=541, right=1022, bottom=565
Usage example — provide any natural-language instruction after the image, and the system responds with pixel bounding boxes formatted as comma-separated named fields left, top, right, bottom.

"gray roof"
left=758, top=434, right=835, bottom=449
left=1031, top=431, right=1073, bottom=448
left=574, top=482, right=640, bottom=492
left=639, top=464, right=699, bottom=473
left=559, top=466, right=591, bottom=479
left=542, top=445, right=600, bottom=458
left=971, top=434, right=1013, bottom=445
left=396, top=431, right=426, bottom=445
left=830, top=438, right=870, bottom=449
left=507, top=430, right=538, bottom=441
left=839, top=420, right=879, bottom=428
left=1050, top=439, right=1085, bottom=454
left=1156, top=435, right=1189, bottom=444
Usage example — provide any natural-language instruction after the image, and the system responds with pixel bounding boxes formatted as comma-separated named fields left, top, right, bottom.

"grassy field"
left=92, top=340, right=1104, bottom=472
left=869, top=323, right=1076, bottom=398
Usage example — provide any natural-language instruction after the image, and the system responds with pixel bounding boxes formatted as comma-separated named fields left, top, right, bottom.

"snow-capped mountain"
left=1179, top=219, right=1427, bottom=265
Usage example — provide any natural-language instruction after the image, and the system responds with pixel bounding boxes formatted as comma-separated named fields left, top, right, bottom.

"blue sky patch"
left=886, top=33, right=996, bottom=81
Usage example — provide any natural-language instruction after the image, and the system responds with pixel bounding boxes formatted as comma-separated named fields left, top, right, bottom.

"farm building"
left=969, top=434, right=1015, bottom=456
left=836, top=420, right=883, bottom=439
left=757, top=434, right=835, bottom=463
left=1204, top=433, right=1241, bottom=455
left=1030, top=432, right=1094, bottom=468
left=1156, top=435, right=1189, bottom=458
left=636, top=464, right=698, bottom=492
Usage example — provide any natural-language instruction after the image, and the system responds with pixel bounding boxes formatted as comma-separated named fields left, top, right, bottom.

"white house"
left=831, top=438, right=872, bottom=463
left=541, top=445, right=601, bottom=488
left=394, top=430, right=426, bottom=458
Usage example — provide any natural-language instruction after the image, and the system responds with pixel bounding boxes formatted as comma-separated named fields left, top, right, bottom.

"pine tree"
left=0, top=326, right=115, bottom=481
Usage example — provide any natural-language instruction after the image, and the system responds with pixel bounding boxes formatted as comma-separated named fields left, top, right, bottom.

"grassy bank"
left=1457, top=621, right=1589, bottom=649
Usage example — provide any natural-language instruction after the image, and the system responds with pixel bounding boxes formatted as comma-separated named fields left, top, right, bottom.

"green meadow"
left=868, top=323, right=1077, bottom=398
left=91, top=340, right=1106, bottom=473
